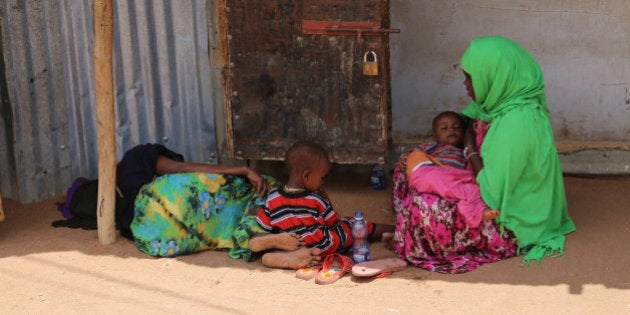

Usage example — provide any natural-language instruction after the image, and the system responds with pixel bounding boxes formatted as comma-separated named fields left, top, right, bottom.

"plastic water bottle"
left=370, top=164, right=386, bottom=190
left=351, top=211, right=371, bottom=263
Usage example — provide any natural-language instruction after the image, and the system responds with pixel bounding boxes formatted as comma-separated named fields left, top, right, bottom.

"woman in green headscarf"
left=460, top=36, right=576, bottom=264
left=391, top=36, right=575, bottom=273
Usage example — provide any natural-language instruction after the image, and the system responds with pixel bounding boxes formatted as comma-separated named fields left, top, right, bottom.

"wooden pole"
left=0, top=191, right=4, bottom=222
left=94, top=0, right=116, bottom=244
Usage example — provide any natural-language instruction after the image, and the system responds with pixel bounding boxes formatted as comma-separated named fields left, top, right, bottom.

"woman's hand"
left=245, top=168, right=269, bottom=197
left=156, top=156, right=270, bottom=196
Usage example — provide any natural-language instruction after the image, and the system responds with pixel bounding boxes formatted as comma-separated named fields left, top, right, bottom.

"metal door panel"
left=219, top=0, right=392, bottom=164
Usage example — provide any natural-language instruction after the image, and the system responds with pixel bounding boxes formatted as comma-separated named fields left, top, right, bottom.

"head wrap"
left=461, top=36, right=548, bottom=122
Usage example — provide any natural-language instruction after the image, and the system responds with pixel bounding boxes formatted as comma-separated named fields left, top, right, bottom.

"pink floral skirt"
left=391, top=159, right=517, bottom=273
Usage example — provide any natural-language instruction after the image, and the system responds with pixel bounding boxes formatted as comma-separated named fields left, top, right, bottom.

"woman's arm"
left=463, top=125, right=484, bottom=174
left=155, top=155, right=269, bottom=196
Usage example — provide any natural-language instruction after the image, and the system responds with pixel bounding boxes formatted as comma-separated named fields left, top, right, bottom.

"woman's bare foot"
left=249, top=232, right=305, bottom=252
left=483, top=209, right=499, bottom=221
left=261, top=247, right=322, bottom=270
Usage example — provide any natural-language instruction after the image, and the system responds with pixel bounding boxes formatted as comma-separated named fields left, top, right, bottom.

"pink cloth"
left=408, top=165, right=487, bottom=228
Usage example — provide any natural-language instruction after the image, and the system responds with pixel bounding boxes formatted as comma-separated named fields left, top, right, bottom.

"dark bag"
left=52, top=178, right=99, bottom=230
left=52, top=143, right=184, bottom=234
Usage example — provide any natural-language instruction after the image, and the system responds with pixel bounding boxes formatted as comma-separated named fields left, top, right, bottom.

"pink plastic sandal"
left=351, top=258, right=407, bottom=277
left=295, top=265, right=323, bottom=280
left=314, top=254, right=353, bottom=285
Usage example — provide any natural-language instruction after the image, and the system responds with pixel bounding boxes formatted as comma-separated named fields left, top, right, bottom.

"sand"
left=0, top=174, right=629, bottom=314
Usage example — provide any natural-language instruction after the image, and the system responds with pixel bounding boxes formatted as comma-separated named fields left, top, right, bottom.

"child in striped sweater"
left=256, top=140, right=394, bottom=269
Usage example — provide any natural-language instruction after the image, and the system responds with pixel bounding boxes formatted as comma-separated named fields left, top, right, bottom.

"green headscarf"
left=460, top=36, right=576, bottom=265
left=461, top=36, right=548, bottom=122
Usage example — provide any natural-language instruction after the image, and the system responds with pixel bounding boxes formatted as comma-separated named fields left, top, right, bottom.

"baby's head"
left=284, top=140, right=331, bottom=191
left=432, top=111, right=465, bottom=147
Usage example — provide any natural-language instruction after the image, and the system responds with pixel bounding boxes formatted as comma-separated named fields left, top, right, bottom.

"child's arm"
left=300, top=195, right=345, bottom=255
left=322, top=203, right=340, bottom=228
left=255, top=204, right=274, bottom=232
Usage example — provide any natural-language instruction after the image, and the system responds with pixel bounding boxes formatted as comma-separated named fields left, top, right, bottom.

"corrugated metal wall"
left=0, top=0, right=218, bottom=203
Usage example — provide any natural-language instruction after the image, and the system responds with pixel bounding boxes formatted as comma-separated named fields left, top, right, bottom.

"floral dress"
left=131, top=173, right=280, bottom=261
left=391, top=150, right=517, bottom=273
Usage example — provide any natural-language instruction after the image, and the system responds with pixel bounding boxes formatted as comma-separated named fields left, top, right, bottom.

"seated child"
left=405, top=111, right=499, bottom=227
left=256, top=140, right=394, bottom=269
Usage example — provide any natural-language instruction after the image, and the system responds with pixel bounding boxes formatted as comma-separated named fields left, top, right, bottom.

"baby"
left=405, top=111, right=499, bottom=227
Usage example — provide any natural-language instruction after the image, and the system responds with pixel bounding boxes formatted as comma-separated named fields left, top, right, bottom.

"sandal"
left=295, top=265, right=323, bottom=280
left=351, top=258, right=407, bottom=278
left=314, top=254, right=353, bottom=285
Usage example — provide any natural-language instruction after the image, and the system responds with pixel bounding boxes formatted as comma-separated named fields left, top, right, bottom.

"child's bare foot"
left=368, top=223, right=396, bottom=242
left=382, top=232, right=396, bottom=250
left=261, top=247, right=322, bottom=270
left=249, top=232, right=305, bottom=252
left=483, top=209, right=499, bottom=221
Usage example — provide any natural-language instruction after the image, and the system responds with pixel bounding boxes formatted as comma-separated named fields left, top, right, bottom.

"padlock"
left=362, top=50, right=378, bottom=76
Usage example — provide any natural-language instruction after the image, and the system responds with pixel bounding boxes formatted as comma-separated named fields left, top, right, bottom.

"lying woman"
left=120, top=143, right=320, bottom=268
left=391, top=36, right=576, bottom=273
left=54, top=143, right=321, bottom=268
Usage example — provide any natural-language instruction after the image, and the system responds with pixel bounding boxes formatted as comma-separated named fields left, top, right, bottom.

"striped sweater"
left=415, top=143, right=467, bottom=169
left=256, top=187, right=373, bottom=256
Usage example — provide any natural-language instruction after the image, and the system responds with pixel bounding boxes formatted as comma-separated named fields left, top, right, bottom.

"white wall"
left=390, top=0, right=630, bottom=143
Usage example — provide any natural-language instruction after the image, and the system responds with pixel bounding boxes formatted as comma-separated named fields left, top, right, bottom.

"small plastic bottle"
left=351, top=211, right=371, bottom=263
left=370, top=164, right=386, bottom=190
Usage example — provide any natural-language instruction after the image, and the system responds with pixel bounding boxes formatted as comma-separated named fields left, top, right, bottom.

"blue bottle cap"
left=354, top=211, right=363, bottom=219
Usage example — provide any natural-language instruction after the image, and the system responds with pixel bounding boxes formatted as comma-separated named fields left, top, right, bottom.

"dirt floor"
left=1, top=168, right=629, bottom=314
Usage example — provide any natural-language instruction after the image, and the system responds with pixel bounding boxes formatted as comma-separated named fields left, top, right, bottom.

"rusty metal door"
left=218, top=0, right=396, bottom=164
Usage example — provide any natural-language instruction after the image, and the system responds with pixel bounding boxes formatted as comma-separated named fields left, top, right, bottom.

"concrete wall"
left=389, top=1, right=629, bottom=145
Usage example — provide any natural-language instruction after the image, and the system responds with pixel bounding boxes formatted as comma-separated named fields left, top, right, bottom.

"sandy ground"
left=1, top=170, right=629, bottom=314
